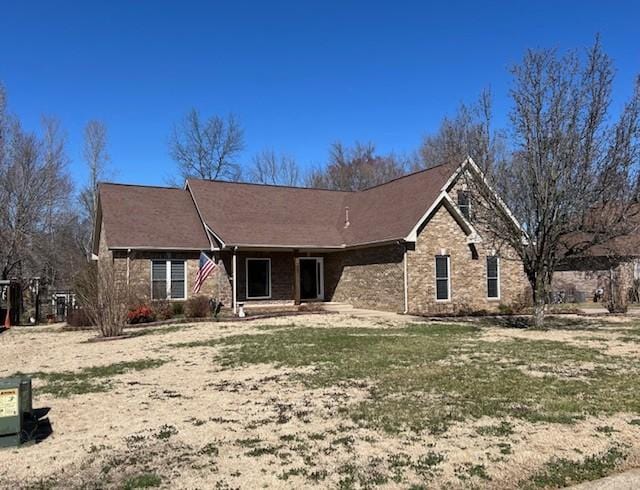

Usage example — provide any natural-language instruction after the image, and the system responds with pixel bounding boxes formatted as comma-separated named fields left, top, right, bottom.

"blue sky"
left=1, top=1, right=638, bottom=188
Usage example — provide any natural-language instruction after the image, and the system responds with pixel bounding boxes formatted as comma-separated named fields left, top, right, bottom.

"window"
left=170, top=261, right=185, bottom=299
left=152, top=261, right=167, bottom=300
left=435, top=255, right=450, bottom=301
left=487, top=256, right=500, bottom=299
left=151, top=260, right=186, bottom=300
left=246, top=258, right=271, bottom=299
left=457, top=190, right=471, bottom=220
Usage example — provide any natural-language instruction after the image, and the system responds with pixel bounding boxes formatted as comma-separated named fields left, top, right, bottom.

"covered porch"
left=225, top=249, right=338, bottom=315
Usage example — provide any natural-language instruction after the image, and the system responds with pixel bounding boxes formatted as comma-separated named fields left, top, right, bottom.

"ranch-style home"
left=92, top=158, right=530, bottom=315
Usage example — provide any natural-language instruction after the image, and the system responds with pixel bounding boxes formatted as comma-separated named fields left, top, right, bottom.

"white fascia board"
left=440, top=156, right=472, bottom=192
left=460, top=157, right=525, bottom=235
left=185, top=180, right=227, bottom=250
left=441, top=193, right=482, bottom=244
left=110, top=246, right=207, bottom=251
left=404, top=191, right=483, bottom=244
left=406, top=190, right=449, bottom=242
left=204, top=224, right=226, bottom=249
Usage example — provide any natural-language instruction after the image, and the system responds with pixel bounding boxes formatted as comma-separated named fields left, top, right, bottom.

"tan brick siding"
left=407, top=203, right=529, bottom=314
left=325, top=245, right=405, bottom=312
left=100, top=247, right=232, bottom=305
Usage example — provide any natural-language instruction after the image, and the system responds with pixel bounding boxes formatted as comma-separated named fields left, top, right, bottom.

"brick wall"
left=235, top=251, right=295, bottom=302
left=325, top=244, right=405, bottom=312
left=99, top=242, right=232, bottom=305
left=407, top=203, right=529, bottom=314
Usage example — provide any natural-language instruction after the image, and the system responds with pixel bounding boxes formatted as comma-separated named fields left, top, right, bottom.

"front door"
left=299, top=258, right=324, bottom=300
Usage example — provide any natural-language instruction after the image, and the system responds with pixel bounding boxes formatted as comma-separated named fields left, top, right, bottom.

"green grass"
left=523, top=446, right=626, bottom=488
left=178, top=322, right=640, bottom=434
left=16, top=358, right=168, bottom=397
left=122, top=473, right=162, bottom=489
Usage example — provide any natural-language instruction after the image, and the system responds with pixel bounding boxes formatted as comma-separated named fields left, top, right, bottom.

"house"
left=553, top=234, right=640, bottom=304
left=92, top=158, right=530, bottom=315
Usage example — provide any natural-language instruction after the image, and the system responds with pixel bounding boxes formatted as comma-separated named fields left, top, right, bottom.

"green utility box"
left=0, top=377, right=33, bottom=448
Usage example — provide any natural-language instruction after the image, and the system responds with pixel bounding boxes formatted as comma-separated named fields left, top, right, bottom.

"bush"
left=151, top=301, right=173, bottom=321
left=172, top=301, right=184, bottom=316
left=127, top=305, right=156, bottom=324
left=74, top=262, right=131, bottom=337
left=184, top=296, right=210, bottom=318
left=498, top=303, right=514, bottom=315
left=67, top=308, right=95, bottom=327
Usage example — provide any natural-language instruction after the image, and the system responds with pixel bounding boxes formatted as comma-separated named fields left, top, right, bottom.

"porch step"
left=320, top=302, right=355, bottom=313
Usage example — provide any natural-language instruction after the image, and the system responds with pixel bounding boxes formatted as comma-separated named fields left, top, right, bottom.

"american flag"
left=193, top=252, right=217, bottom=294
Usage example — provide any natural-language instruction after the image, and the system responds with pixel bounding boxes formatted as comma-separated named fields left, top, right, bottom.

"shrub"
left=67, top=308, right=95, bottom=327
left=184, top=296, right=210, bottom=318
left=172, top=301, right=184, bottom=316
left=152, top=301, right=173, bottom=321
left=74, top=262, right=132, bottom=337
left=127, top=305, right=156, bottom=324
left=498, top=303, right=514, bottom=315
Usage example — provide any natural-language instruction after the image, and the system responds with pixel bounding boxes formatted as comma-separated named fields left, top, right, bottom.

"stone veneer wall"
left=324, top=244, right=405, bottom=312
left=406, top=203, right=530, bottom=315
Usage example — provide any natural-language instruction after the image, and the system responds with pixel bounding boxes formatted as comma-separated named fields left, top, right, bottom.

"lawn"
left=1, top=313, right=640, bottom=488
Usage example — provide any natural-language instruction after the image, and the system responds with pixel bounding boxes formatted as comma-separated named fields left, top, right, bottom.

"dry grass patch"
left=2, top=314, right=640, bottom=488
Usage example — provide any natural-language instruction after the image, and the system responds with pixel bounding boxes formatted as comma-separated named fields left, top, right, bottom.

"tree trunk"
left=531, top=273, right=547, bottom=328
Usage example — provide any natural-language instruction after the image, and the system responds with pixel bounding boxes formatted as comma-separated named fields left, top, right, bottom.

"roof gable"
left=98, top=183, right=210, bottom=250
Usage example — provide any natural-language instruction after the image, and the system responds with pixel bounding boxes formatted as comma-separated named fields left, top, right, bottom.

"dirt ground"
left=1, top=313, right=639, bottom=489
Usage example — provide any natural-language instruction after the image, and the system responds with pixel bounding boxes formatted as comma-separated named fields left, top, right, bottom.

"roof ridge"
left=357, top=161, right=454, bottom=192
left=99, top=181, right=181, bottom=191
left=187, top=178, right=353, bottom=193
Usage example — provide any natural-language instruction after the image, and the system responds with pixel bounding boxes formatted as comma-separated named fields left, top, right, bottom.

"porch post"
left=294, top=254, right=301, bottom=305
left=232, top=247, right=238, bottom=315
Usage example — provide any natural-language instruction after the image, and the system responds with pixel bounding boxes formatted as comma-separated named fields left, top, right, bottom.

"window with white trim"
left=151, top=260, right=186, bottom=300
left=487, top=256, right=500, bottom=299
left=457, top=190, right=471, bottom=220
left=435, top=255, right=450, bottom=301
left=246, top=258, right=271, bottom=299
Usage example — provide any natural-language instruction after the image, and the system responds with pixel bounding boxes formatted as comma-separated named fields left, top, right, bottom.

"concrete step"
left=321, top=302, right=354, bottom=312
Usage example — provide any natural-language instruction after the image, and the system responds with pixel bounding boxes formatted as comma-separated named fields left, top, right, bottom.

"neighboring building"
left=553, top=236, right=640, bottom=304
left=92, top=158, right=530, bottom=315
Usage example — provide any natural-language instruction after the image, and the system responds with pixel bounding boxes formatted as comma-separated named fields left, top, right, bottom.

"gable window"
left=246, top=258, right=271, bottom=299
left=457, top=190, right=471, bottom=220
left=487, top=256, right=500, bottom=299
left=435, top=255, right=450, bottom=301
left=151, top=260, right=186, bottom=300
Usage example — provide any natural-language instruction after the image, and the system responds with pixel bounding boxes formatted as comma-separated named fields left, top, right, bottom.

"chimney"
left=344, top=206, right=350, bottom=229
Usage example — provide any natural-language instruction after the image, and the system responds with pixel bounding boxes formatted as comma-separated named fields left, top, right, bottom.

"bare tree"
left=169, top=109, right=245, bottom=182
left=306, top=141, right=407, bottom=191
left=418, top=89, right=506, bottom=172
left=470, top=38, right=640, bottom=327
left=249, top=149, right=300, bottom=186
left=80, top=120, right=110, bottom=228
left=0, top=115, right=73, bottom=281
left=75, top=260, right=131, bottom=337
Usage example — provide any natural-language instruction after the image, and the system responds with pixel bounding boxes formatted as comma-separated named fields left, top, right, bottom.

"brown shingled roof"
left=187, top=162, right=458, bottom=248
left=97, top=162, right=460, bottom=251
left=98, top=183, right=210, bottom=250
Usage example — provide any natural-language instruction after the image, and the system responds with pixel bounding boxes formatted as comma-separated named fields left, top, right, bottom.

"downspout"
left=232, top=247, right=238, bottom=315
left=403, top=243, right=409, bottom=314
left=126, top=248, right=131, bottom=286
